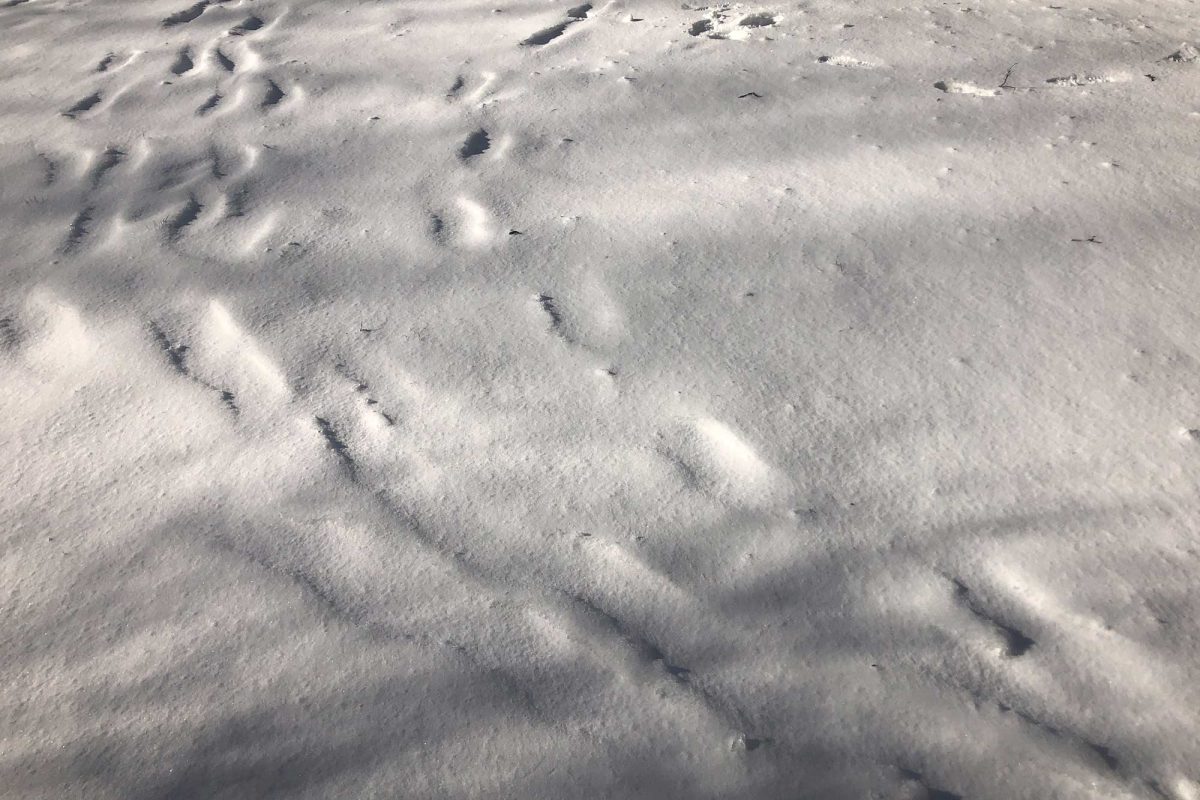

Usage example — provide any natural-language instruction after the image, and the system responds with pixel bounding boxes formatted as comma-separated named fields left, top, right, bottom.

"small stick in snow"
left=1071, top=235, right=1102, bottom=244
left=738, top=91, right=763, bottom=99
left=999, top=63, right=1018, bottom=89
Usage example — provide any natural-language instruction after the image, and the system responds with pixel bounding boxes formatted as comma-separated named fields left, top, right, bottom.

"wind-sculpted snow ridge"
left=2, top=0, right=1200, bottom=798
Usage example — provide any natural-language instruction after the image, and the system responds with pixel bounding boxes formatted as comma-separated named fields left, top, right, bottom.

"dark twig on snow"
left=999, top=62, right=1018, bottom=89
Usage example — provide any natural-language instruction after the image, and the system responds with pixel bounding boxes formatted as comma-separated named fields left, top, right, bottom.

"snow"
left=2, top=0, right=1200, bottom=797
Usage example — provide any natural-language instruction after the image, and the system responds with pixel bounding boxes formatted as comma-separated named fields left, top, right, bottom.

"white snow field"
left=2, top=0, right=1200, bottom=797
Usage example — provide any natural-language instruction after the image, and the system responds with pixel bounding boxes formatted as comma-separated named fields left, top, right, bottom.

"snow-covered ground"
left=2, top=0, right=1200, bottom=797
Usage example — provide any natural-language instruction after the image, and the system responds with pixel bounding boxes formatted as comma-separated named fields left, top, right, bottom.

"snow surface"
left=2, top=0, right=1200, bottom=797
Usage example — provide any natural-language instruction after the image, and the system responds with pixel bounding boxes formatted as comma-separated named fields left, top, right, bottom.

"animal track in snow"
left=165, top=196, right=203, bottom=241
left=230, top=15, right=264, bottom=36
left=63, top=92, right=102, bottom=118
left=162, top=1, right=208, bottom=28
left=739, top=12, right=776, bottom=28
left=314, top=416, right=357, bottom=477
left=687, top=8, right=778, bottom=39
left=147, top=152, right=210, bottom=193
left=934, top=80, right=1000, bottom=97
left=218, top=390, right=239, bottom=413
left=63, top=207, right=95, bottom=252
left=0, top=317, right=20, bottom=351
left=522, top=21, right=572, bottom=46
left=994, top=703, right=1128, bottom=780
left=565, top=593, right=692, bottom=680
left=170, top=47, right=195, bottom=76
left=148, top=320, right=189, bottom=374
left=192, top=46, right=260, bottom=113
left=532, top=293, right=572, bottom=342
left=260, top=79, right=285, bottom=108
left=223, top=183, right=251, bottom=217
left=211, top=47, right=236, bottom=72
left=952, top=579, right=1035, bottom=657
left=458, top=128, right=491, bottom=160
left=38, top=153, right=58, bottom=187
left=197, top=93, right=222, bottom=115
left=92, top=50, right=139, bottom=75
left=520, top=4, right=591, bottom=46
left=87, top=146, right=126, bottom=189
left=79, top=142, right=264, bottom=248
left=428, top=212, right=445, bottom=237
left=59, top=147, right=126, bottom=251
left=335, top=364, right=396, bottom=427
left=148, top=321, right=240, bottom=414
